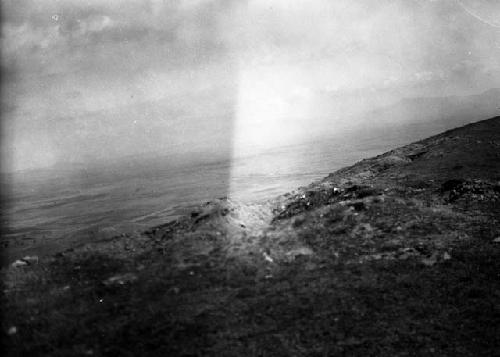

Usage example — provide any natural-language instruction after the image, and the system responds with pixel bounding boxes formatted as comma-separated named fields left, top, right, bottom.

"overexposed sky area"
left=2, top=0, right=500, bottom=172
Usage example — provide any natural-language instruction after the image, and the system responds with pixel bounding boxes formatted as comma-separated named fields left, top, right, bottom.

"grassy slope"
left=2, top=117, right=500, bottom=356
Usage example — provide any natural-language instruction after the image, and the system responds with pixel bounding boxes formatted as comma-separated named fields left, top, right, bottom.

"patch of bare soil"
left=2, top=117, right=500, bottom=356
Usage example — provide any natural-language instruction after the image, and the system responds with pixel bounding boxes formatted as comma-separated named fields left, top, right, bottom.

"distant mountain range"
left=314, top=88, right=500, bottom=145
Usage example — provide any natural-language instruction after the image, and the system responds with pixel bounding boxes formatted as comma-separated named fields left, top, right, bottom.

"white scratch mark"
left=456, top=0, right=500, bottom=28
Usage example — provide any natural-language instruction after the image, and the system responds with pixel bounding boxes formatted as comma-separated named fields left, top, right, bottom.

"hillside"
left=2, top=117, right=500, bottom=356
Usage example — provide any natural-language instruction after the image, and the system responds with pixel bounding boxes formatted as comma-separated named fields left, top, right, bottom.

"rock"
left=443, top=252, right=452, bottom=260
left=355, top=171, right=373, bottom=180
left=421, top=252, right=439, bottom=266
left=11, top=260, right=28, bottom=268
left=352, top=223, right=375, bottom=239
left=397, top=247, right=419, bottom=260
left=7, top=326, right=17, bottom=335
left=286, top=247, right=314, bottom=260
left=263, top=252, right=274, bottom=263
left=22, top=255, right=39, bottom=265
left=398, top=253, right=410, bottom=260
left=493, top=237, right=500, bottom=243
left=10, top=255, right=39, bottom=268
left=103, top=273, right=138, bottom=286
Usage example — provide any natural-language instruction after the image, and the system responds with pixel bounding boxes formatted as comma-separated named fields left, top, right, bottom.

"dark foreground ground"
left=2, top=117, right=500, bottom=356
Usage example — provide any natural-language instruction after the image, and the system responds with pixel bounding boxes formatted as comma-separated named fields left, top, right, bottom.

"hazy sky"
left=2, top=0, right=499, bottom=172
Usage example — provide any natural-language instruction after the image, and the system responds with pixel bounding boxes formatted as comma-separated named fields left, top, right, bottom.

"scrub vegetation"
left=2, top=117, right=500, bottom=356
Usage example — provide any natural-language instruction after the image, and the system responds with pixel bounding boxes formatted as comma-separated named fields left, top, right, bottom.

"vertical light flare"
left=229, top=62, right=315, bottom=200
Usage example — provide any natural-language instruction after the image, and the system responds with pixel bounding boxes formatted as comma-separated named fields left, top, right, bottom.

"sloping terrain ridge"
left=2, top=117, right=500, bottom=356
